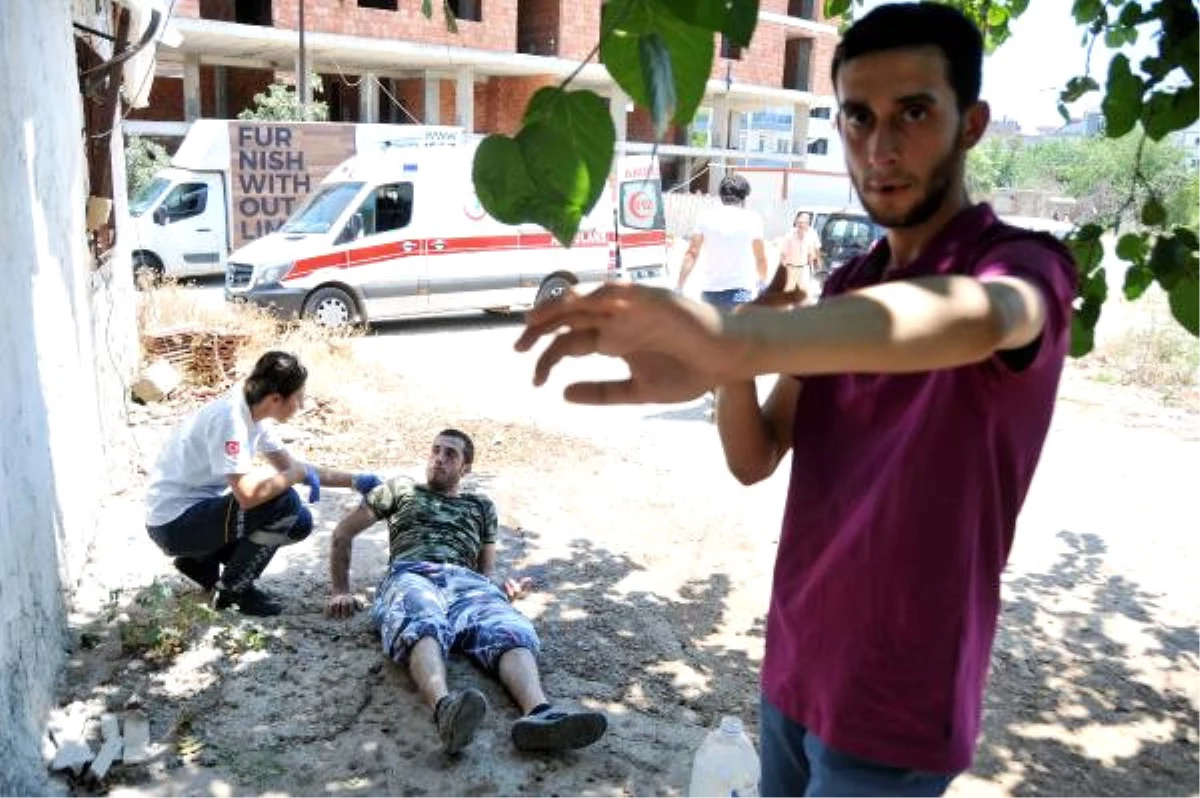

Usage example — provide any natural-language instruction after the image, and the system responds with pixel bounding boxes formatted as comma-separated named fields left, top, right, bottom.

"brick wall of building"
left=555, top=0, right=601, bottom=61
left=263, top=0, right=518, bottom=51
left=126, top=66, right=274, bottom=122
left=475, top=74, right=557, bottom=135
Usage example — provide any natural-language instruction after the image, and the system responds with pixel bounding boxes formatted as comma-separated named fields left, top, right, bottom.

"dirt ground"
left=52, top=323, right=1199, bottom=797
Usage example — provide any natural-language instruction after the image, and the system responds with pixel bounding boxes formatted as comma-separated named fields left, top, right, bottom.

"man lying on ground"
left=326, top=428, right=607, bottom=755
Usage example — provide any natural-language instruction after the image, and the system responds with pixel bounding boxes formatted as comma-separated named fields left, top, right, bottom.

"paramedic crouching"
left=144, top=350, right=381, bottom=616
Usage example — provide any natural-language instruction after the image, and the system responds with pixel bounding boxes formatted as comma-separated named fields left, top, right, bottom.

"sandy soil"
left=52, top=319, right=1198, bottom=797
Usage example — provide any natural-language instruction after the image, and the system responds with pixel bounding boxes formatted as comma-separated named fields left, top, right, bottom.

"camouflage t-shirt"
left=365, top=477, right=497, bottom=569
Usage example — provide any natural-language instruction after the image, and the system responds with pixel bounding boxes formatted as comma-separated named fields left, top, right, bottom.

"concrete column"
left=710, top=96, right=730, bottom=148
left=727, top=108, right=745, bottom=151
left=423, top=75, right=441, bottom=125
left=609, top=87, right=629, bottom=141
left=454, top=67, right=474, bottom=132
left=792, top=103, right=810, bottom=161
left=359, top=72, right=379, bottom=123
left=213, top=65, right=228, bottom=118
left=183, top=54, right=202, bottom=121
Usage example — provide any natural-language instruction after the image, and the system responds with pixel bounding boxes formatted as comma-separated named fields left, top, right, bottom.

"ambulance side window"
left=356, top=182, right=414, bottom=238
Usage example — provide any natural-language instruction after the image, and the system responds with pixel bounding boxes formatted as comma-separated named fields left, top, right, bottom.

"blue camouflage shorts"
left=370, top=560, right=541, bottom=674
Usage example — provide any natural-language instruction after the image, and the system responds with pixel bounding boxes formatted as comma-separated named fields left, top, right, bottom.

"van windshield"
left=129, top=177, right=170, bottom=217
left=281, top=183, right=364, bottom=234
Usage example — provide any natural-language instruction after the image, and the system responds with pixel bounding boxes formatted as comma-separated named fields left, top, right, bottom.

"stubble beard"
left=852, top=140, right=964, bottom=230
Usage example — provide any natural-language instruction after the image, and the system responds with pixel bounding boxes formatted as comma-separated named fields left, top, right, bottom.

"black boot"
left=173, top=554, right=220, bottom=590
left=212, top=539, right=282, bottom=617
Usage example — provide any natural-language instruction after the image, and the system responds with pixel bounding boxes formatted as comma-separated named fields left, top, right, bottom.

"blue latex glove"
left=352, top=473, right=383, bottom=496
left=303, top=465, right=321, bottom=503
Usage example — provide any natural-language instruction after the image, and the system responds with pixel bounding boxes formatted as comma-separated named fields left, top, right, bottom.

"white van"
left=127, top=119, right=466, bottom=280
left=224, top=144, right=669, bottom=324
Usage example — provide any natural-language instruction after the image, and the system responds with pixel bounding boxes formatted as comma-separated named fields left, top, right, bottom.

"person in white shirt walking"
left=144, top=350, right=381, bottom=616
left=676, top=174, right=769, bottom=309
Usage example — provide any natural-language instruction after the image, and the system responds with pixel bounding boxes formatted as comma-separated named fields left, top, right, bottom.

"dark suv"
left=817, top=211, right=885, bottom=272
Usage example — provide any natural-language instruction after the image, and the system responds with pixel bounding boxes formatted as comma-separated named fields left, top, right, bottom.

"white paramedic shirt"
left=692, top=204, right=765, bottom=291
left=145, top=385, right=285, bottom=526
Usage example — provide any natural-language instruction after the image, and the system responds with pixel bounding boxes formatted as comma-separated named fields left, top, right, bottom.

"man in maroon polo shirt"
left=514, top=3, right=1077, bottom=795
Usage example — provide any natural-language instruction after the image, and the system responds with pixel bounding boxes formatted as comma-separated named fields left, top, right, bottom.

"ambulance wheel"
left=132, top=252, right=163, bottom=290
left=534, top=274, right=575, bottom=307
left=303, top=287, right=358, bottom=327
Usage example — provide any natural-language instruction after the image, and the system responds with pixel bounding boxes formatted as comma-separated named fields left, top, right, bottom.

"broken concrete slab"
left=131, top=360, right=181, bottom=404
left=88, top=714, right=123, bottom=780
left=122, top=710, right=150, bottom=764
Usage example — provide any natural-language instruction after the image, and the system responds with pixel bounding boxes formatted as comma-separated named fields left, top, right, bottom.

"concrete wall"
left=0, top=0, right=137, bottom=791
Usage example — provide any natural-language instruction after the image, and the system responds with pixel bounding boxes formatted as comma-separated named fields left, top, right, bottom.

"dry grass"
left=136, top=280, right=366, bottom=406
left=1089, top=288, right=1199, bottom=405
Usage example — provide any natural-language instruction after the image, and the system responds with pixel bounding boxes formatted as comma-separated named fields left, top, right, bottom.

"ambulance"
left=223, top=140, right=669, bottom=325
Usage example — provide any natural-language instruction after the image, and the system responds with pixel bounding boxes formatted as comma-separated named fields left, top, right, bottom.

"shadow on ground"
left=971, top=530, right=1198, bottom=796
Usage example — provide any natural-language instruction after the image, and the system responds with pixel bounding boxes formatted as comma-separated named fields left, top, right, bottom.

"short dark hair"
left=831, top=2, right=984, bottom=110
left=718, top=174, right=751, bottom=205
left=244, top=351, right=307, bottom=406
left=437, top=428, right=475, bottom=466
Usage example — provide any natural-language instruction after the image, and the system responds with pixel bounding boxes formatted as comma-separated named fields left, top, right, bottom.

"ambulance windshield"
left=281, top=182, right=365, bottom=234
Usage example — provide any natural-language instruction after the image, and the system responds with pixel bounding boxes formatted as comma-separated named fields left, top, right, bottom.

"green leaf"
left=421, top=0, right=433, bottom=18
left=661, top=0, right=760, bottom=47
left=987, top=4, right=1008, bottom=25
left=472, top=135, right=541, bottom=225
left=1147, top=233, right=1190, bottom=288
left=1174, top=226, right=1199, bottom=251
left=639, top=33, right=677, bottom=139
left=1067, top=224, right=1105, bottom=275
left=601, top=0, right=715, bottom=127
left=472, top=89, right=617, bottom=246
left=1141, top=56, right=1171, bottom=81
left=1116, top=232, right=1148, bottom=262
left=442, top=0, right=458, bottom=33
left=1070, top=312, right=1096, bottom=357
left=1168, top=273, right=1200, bottom=335
left=1010, top=0, right=1030, bottom=15
left=1141, top=87, right=1200, bottom=141
left=1072, top=0, right=1104, bottom=24
left=1061, top=76, right=1100, bottom=103
left=1102, top=54, right=1143, bottom=138
left=1118, top=2, right=1148, bottom=26
left=1142, top=196, right=1167, bottom=226
left=824, top=0, right=852, bottom=19
left=522, top=88, right=617, bottom=216
left=1123, top=263, right=1154, bottom=300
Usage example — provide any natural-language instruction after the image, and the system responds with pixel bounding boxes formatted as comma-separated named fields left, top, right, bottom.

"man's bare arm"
left=752, top=238, right=769, bottom=284
left=725, top=274, right=1048, bottom=378
left=676, top=234, right=704, bottom=291
left=327, top=504, right=377, bottom=618
left=716, top=376, right=802, bottom=486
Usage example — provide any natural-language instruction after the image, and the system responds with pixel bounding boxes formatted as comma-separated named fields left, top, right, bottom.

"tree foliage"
left=238, top=74, right=329, bottom=122
left=125, top=135, right=170, bottom=198
left=457, top=0, right=1197, bottom=350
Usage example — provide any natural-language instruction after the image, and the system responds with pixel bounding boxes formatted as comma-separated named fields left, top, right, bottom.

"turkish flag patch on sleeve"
left=225, top=441, right=241, bottom=456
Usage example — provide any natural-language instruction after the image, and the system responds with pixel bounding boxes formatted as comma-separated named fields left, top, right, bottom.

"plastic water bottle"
left=687, top=716, right=761, bottom=797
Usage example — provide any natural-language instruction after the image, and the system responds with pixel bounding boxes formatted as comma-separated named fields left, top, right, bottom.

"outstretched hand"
left=513, top=283, right=740, bottom=405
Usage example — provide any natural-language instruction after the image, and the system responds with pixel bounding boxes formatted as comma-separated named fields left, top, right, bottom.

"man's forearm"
left=715, top=381, right=780, bottom=485
left=676, top=255, right=696, bottom=289
left=330, top=532, right=353, bottom=594
left=312, top=465, right=354, bottom=489
left=235, top=465, right=301, bottom=509
left=720, top=276, right=1016, bottom=380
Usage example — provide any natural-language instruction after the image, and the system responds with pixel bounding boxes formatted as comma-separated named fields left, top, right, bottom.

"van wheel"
left=132, top=252, right=163, bottom=290
left=303, top=287, right=358, bottom=328
left=535, top=274, right=575, bottom=307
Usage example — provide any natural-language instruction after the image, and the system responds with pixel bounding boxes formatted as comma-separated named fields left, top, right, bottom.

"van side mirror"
left=153, top=206, right=168, bottom=225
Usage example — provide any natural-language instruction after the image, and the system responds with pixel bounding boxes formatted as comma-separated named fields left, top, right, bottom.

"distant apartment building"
left=1172, top=121, right=1200, bottom=171
left=132, top=0, right=846, bottom=189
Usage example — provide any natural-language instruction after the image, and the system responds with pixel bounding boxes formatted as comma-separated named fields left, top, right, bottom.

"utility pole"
left=298, top=0, right=309, bottom=117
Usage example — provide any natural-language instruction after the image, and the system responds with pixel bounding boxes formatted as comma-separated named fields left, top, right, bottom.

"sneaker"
left=173, top=556, right=219, bottom=590
left=511, top=706, right=607, bottom=752
left=435, top=688, right=488, bottom=754
left=212, top=584, right=283, bottom=617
